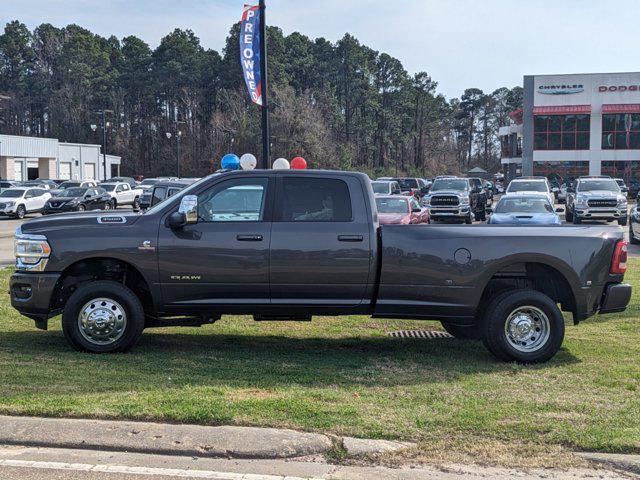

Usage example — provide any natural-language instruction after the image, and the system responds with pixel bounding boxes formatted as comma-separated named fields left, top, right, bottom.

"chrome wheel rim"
left=78, top=297, right=127, bottom=346
left=504, top=306, right=550, bottom=353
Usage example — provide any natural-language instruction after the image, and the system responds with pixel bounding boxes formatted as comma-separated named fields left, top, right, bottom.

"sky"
left=2, top=0, right=640, bottom=99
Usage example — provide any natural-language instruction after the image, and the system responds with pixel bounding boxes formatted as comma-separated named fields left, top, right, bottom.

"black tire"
left=572, top=214, right=581, bottom=225
left=618, top=216, right=628, bottom=226
left=441, top=322, right=482, bottom=340
left=133, top=197, right=140, bottom=212
left=15, top=205, right=26, bottom=219
left=102, top=202, right=111, bottom=210
left=630, top=223, right=640, bottom=244
left=481, top=289, right=565, bottom=363
left=111, top=199, right=117, bottom=209
left=464, top=214, right=472, bottom=224
left=477, top=209, right=486, bottom=222
left=565, top=207, right=573, bottom=223
left=62, top=281, right=145, bottom=353
left=77, top=204, right=86, bottom=212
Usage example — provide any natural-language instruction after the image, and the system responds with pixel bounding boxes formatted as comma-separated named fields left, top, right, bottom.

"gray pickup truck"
left=10, top=170, right=631, bottom=363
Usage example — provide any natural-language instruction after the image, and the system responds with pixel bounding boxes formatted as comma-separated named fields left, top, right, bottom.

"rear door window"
left=279, top=177, right=352, bottom=222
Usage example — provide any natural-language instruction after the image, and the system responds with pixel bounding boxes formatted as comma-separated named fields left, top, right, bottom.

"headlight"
left=67, top=199, right=79, bottom=205
left=576, top=195, right=588, bottom=207
left=422, top=196, right=431, bottom=206
left=617, top=195, right=627, bottom=205
left=4, top=201, right=15, bottom=207
left=459, top=196, right=470, bottom=205
left=14, top=230, right=51, bottom=271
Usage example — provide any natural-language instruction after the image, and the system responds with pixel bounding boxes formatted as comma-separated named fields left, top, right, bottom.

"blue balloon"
left=221, top=153, right=240, bottom=170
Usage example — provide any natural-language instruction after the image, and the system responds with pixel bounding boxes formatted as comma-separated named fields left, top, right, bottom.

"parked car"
left=43, top=187, right=112, bottom=214
left=0, top=187, right=51, bottom=218
left=108, top=176, right=139, bottom=188
left=371, top=180, right=401, bottom=196
left=51, top=180, right=98, bottom=196
left=10, top=170, right=631, bottom=364
left=375, top=195, right=429, bottom=224
left=629, top=179, right=640, bottom=198
left=21, top=180, right=53, bottom=190
left=35, top=179, right=61, bottom=190
left=487, top=195, right=562, bottom=225
left=629, top=203, right=640, bottom=244
left=565, top=176, right=627, bottom=225
left=0, top=180, right=20, bottom=193
left=100, top=182, right=143, bottom=211
left=557, top=180, right=572, bottom=204
left=505, top=177, right=555, bottom=206
left=423, top=177, right=486, bottom=223
left=144, top=179, right=198, bottom=210
left=390, top=177, right=429, bottom=198
left=614, top=178, right=629, bottom=196
left=138, top=178, right=175, bottom=191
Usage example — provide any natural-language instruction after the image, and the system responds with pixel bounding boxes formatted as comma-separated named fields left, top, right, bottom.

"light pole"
left=92, top=110, right=113, bottom=181
left=166, top=128, right=183, bottom=178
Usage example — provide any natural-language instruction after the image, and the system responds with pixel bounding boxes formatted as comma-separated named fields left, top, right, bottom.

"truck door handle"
left=236, top=234, right=263, bottom=242
left=338, top=235, right=363, bottom=242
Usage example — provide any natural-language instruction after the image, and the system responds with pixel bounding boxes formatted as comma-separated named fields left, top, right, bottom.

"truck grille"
left=430, top=195, right=459, bottom=207
left=588, top=199, right=617, bottom=208
left=49, top=202, right=63, bottom=208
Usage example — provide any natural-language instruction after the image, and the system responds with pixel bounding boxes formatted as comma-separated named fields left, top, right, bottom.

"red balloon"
left=291, top=157, right=307, bottom=169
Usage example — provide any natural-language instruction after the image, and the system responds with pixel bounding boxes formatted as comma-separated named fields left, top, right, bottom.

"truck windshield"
left=431, top=179, right=468, bottom=191
left=393, top=178, right=418, bottom=189
left=507, top=181, right=548, bottom=193
left=376, top=197, right=409, bottom=214
left=495, top=197, right=553, bottom=214
left=578, top=180, right=620, bottom=192
left=101, top=184, right=116, bottom=192
left=371, top=182, right=390, bottom=194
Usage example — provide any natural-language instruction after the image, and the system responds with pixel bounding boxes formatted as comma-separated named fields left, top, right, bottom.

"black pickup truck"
left=10, top=170, right=631, bottom=363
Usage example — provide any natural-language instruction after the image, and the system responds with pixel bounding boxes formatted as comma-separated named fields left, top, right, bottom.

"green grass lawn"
left=0, top=262, right=638, bottom=467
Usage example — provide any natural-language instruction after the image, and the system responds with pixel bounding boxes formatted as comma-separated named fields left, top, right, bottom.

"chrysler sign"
left=538, top=84, right=584, bottom=95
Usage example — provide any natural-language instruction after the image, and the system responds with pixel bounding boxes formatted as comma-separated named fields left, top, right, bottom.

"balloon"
left=291, top=157, right=307, bottom=170
left=272, top=158, right=290, bottom=170
left=240, top=153, right=257, bottom=170
left=221, top=153, right=240, bottom=170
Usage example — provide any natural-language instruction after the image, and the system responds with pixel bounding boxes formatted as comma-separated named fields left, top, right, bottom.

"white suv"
left=0, top=187, right=52, bottom=219
left=505, top=177, right=554, bottom=205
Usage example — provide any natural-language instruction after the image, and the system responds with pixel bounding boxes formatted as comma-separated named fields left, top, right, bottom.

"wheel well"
left=51, top=258, right=154, bottom=319
left=479, top=262, right=576, bottom=320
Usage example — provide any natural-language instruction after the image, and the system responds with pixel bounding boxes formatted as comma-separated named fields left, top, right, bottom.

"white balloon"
left=272, top=158, right=290, bottom=170
left=240, top=153, right=257, bottom=170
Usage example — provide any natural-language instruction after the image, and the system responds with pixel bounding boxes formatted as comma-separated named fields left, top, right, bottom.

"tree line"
left=0, top=20, right=522, bottom=178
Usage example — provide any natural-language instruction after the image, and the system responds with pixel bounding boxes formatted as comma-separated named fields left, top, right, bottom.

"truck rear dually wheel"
left=62, top=281, right=145, bottom=353
left=481, top=289, right=564, bottom=363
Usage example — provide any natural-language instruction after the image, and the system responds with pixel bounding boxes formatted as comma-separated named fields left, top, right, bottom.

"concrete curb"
left=577, top=452, right=640, bottom=475
left=0, top=415, right=333, bottom=460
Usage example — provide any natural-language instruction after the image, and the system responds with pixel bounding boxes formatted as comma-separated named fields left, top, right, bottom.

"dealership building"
left=500, top=71, right=640, bottom=183
left=0, top=134, right=121, bottom=182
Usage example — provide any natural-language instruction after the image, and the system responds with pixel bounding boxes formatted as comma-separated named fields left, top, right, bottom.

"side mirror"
left=168, top=211, right=187, bottom=229
left=178, top=194, right=198, bottom=225
left=555, top=207, right=565, bottom=213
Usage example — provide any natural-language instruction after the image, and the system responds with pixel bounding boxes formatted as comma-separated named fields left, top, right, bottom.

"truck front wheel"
left=62, top=281, right=145, bottom=353
left=481, top=289, right=565, bottom=363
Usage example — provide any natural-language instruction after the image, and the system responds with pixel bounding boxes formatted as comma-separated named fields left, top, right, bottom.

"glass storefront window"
left=532, top=161, right=589, bottom=182
left=534, top=114, right=590, bottom=150
left=602, top=113, right=640, bottom=150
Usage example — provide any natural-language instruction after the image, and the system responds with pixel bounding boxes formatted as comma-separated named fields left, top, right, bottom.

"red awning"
left=533, top=105, right=591, bottom=115
left=602, top=104, right=640, bottom=114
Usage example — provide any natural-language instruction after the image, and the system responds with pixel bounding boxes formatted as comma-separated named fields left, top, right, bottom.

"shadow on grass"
left=0, top=329, right=581, bottom=393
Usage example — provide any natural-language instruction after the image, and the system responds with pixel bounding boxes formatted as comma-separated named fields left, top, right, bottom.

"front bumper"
left=0, top=206, right=18, bottom=216
left=10, top=271, right=61, bottom=327
left=575, top=207, right=626, bottom=220
left=600, top=283, right=632, bottom=314
left=426, top=206, right=470, bottom=219
left=43, top=204, right=78, bottom=214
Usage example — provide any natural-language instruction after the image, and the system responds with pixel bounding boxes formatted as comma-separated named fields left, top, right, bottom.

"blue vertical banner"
left=240, top=4, right=263, bottom=106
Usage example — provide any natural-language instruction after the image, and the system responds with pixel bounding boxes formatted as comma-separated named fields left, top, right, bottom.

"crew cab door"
left=157, top=176, right=274, bottom=308
left=269, top=175, right=372, bottom=307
